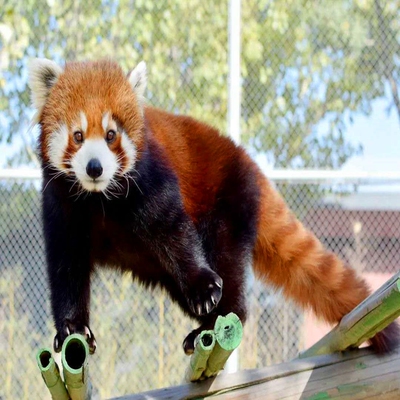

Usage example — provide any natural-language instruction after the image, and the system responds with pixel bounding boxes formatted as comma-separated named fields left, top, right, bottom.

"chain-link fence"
left=1, top=0, right=400, bottom=399
left=1, top=173, right=399, bottom=399
left=1, top=0, right=400, bottom=167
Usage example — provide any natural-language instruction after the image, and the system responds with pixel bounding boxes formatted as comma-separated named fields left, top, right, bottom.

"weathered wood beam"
left=110, top=345, right=400, bottom=399
left=110, top=272, right=400, bottom=400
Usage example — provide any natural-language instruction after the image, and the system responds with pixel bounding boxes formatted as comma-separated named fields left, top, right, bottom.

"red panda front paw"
left=53, top=320, right=97, bottom=355
left=187, top=269, right=223, bottom=316
left=182, top=329, right=199, bottom=355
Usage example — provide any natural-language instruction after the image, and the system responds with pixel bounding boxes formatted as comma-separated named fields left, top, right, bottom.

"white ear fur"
left=28, top=58, right=63, bottom=112
left=128, top=61, right=147, bottom=104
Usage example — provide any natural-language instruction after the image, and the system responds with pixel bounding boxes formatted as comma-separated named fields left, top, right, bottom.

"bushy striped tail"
left=253, top=174, right=399, bottom=352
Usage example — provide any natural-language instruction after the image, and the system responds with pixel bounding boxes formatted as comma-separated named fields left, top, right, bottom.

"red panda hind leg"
left=253, top=174, right=399, bottom=353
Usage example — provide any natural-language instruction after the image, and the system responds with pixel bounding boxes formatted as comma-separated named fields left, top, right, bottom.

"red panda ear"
left=28, top=58, right=63, bottom=114
left=128, top=61, right=147, bottom=105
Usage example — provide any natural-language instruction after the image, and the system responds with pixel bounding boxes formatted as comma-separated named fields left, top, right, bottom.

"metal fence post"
left=228, top=0, right=241, bottom=146
left=226, top=0, right=242, bottom=374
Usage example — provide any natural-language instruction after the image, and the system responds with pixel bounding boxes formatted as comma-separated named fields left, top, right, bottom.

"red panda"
left=29, top=58, right=398, bottom=356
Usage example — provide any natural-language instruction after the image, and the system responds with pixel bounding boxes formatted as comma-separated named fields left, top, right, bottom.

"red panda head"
left=28, top=58, right=147, bottom=194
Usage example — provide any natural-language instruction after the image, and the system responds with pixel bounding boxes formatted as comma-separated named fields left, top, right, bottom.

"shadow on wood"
left=111, top=345, right=400, bottom=399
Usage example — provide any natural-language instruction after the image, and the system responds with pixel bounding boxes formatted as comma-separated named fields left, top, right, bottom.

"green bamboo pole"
left=299, top=272, right=400, bottom=358
left=61, top=334, right=92, bottom=400
left=186, top=330, right=216, bottom=382
left=36, top=348, right=70, bottom=400
left=203, top=313, right=243, bottom=378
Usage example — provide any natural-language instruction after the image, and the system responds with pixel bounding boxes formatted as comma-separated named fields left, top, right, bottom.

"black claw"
left=53, top=336, right=61, bottom=353
left=54, top=321, right=97, bottom=354
left=183, top=332, right=197, bottom=355
left=186, top=270, right=223, bottom=317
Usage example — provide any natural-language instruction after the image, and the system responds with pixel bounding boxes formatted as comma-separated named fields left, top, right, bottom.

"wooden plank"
left=109, top=348, right=383, bottom=400
left=300, top=272, right=400, bottom=358
left=205, top=346, right=400, bottom=399
left=111, top=273, right=400, bottom=400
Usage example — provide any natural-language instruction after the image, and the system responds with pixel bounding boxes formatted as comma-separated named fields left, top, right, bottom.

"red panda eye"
left=106, top=129, right=117, bottom=143
left=73, top=131, right=83, bottom=143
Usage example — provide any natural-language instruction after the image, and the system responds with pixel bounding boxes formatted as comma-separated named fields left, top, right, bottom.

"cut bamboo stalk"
left=300, top=272, right=400, bottom=358
left=203, top=313, right=243, bottom=378
left=36, top=348, right=70, bottom=400
left=186, top=330, right=216, bottom=382
left=61, top=334, right=92, bottom=400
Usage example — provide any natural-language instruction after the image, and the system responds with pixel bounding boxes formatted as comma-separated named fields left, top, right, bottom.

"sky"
left=341, top=99, right=400, bottom=173
left=251, top=97, right=400, bottom=178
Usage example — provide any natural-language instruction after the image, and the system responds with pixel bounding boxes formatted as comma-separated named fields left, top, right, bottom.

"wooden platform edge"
left=109, top=344, right=400, bottom=400
left=109, top=272, right=400, bottom=400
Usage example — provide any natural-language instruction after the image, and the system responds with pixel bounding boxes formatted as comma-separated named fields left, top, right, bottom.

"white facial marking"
left=80, top=111, right=88, bottom=133
left=71, top=139, right=118, bottom=192
left=102, top=111, right=118, bottom=133
left=102, top=112, right=110, bottom=132
left=120, top=131, right=137, bottom=172
left=48, top=124, right=69, bottom=170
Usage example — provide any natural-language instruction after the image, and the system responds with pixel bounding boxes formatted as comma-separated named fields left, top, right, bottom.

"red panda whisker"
left=71, top=182, right=92, bottom=201
left=43, top=170, right=70, bottom=192
left=116, top=171, right=141, bottom=191
left=113, top=172, right=133, bottom=198
left=42, top=164, right=55, bottom=171
left=108, top=185, right=122, bottom=196
left=123, top=175, right=130, bottom=198
left=119, top=173, right=143, bottom=195
left=112, top=177, right=124, bottom=188
left=102, top=189, right=112, bottom=201
left=108, top=177, right=123, bottom=191
left=69, top=179, right=80, bottom=194
left=71, top=188, right=85, bottom=201
left=133, top=168, right=142, bottom=178
left=130, top=177, right=143, bottom=195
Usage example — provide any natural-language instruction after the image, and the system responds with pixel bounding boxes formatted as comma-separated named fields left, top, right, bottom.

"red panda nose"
left=86, top=158, right=103, bottom=179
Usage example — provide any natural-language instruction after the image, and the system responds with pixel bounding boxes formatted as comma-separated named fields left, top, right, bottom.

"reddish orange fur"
left=143, top=106, right=395, bottom=350
left=252, top=171, right=398, bottom=350
left=144, top=107, right=251, bottom=222
left=39, top=59, right=397, bottom=353
left=253, top=173, right=369, bottom=320
left=40, top=60, right=145, bottom=164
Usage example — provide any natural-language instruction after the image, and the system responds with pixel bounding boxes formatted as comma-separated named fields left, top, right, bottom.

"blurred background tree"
left=1, top=1, right=400, bottom=398
left=1, top=0, right=399, bottom=169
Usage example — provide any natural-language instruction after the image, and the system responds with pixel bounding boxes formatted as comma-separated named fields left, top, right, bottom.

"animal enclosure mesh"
left=1, top=0, right=400, bottom=398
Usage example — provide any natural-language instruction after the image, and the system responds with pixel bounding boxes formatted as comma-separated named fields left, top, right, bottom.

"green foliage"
left=1, top=0, right=399, bottom=168
left=242, top=0, right=400, bottom=168
left=0, top=2, right=399, bottom=397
